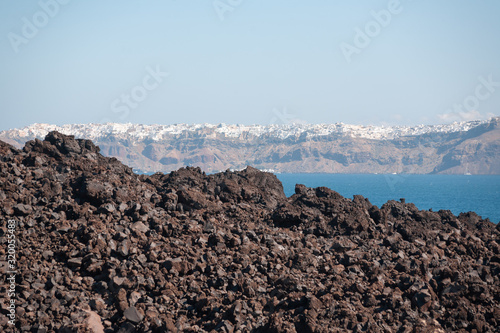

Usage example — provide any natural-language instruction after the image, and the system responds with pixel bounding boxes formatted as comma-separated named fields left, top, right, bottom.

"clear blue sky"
left=1, top=0, right=499, bottom=131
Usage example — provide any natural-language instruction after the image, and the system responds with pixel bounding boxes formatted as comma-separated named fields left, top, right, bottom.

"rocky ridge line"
left=0, top=117, right=499, bottom=175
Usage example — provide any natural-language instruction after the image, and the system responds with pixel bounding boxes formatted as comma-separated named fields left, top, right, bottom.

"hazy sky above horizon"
left=1, top=0, right=499, bottom=131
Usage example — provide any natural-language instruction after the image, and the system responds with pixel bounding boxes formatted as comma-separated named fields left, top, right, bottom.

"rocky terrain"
left=1, top=117, right=499, bottom=174
left=0, top=132, right=499, bottom=332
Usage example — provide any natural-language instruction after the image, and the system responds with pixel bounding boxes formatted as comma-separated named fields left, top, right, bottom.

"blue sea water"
left=276, top=174, right=500, bottom=224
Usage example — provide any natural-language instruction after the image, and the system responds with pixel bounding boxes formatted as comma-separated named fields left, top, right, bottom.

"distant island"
left=1, top=117, right=499, bottom=174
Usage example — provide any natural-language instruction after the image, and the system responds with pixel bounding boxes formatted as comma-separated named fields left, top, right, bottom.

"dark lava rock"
left=124, top=306, right=143, bottom=324
left=0, top=131, right=498, bottom=332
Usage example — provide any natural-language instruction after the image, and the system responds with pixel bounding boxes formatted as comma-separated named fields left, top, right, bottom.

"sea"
left=276, top=174, right=500, bottom=224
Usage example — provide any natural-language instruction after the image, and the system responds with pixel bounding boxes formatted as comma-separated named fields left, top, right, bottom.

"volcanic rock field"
left=0, top=131, right=499, bottom=332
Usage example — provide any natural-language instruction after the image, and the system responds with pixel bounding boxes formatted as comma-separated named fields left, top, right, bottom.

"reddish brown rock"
left=0, top=132, right=498, bottom=332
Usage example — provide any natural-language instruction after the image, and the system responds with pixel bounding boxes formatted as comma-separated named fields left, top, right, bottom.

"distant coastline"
left=1, top=117, right=499, bottom=175
left=277, top=173, right=500, bottom=224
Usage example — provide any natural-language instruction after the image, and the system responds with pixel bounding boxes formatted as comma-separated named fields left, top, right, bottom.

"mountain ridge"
left=0, top=118, right=492, bottom=141
left=1, top=117, right=499, bottom=174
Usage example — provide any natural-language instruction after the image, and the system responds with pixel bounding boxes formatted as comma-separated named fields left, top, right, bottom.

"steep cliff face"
left=0, top=132, right=499, bottom=332
left=432, top=117, right=500, bottom=174
left=1, top=118, right=499, bottom=174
